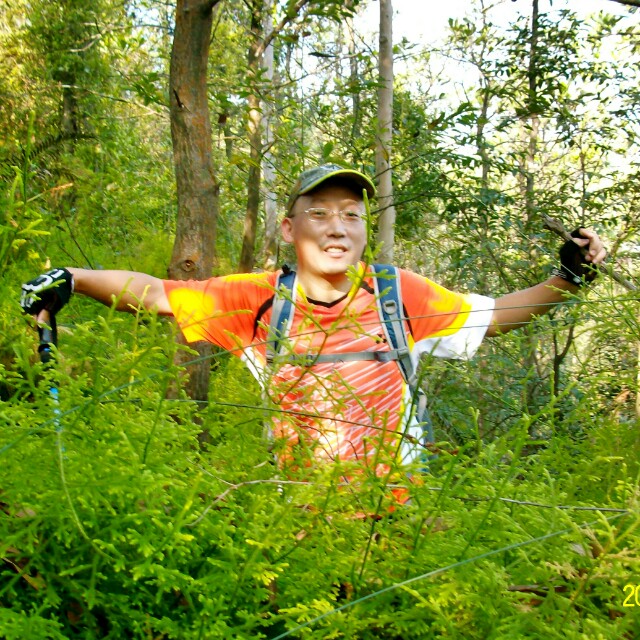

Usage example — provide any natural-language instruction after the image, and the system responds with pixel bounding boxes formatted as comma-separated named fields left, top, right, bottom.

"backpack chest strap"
left=266, top=347, right=410, bottom=367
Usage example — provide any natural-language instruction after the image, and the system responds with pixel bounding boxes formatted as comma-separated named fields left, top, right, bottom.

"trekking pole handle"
left=37, top=309, right=58, bottom=366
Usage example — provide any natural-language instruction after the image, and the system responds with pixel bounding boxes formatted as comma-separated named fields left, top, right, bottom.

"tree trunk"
left=238, top=2, right=265, bottom=273
left=521, top=0, right=541, bottom=418
left=607, top=0, right=640, bottom=7
left=375, top=0, right=397, bottom=263
left=524, top=0, right=540, bottom=238
left=475, top=70, right=492, bottom=290
left=346, top=12, right=361, bottom=147
left=168, top=0, right=222, bottom=402
left=239, top=0, right=315, bottom=272
left=261, top=0, right=278, bottom=271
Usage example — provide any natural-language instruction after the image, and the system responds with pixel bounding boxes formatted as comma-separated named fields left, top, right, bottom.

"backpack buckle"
left=382, top=299, right=398, bottom=315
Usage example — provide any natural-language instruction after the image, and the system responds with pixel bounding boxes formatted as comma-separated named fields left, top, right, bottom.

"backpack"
left=266, top=263, right=434, bottom=448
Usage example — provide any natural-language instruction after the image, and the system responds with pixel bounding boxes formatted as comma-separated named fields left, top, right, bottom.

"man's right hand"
left=20, top=268, right=74, bottom=315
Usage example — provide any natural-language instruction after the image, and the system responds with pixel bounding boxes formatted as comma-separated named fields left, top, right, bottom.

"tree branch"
left=203, top=0, right=224, bottom=11
left=606, top=0, right=640, bottom=7
left=256, top=0, right=314, bottom=58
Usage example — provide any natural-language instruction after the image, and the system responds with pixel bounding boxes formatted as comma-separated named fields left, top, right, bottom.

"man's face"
left=281, top=183, right=367, bottom=282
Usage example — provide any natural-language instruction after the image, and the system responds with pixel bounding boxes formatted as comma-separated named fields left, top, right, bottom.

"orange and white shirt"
left=163, top=263, right=494, bottom=472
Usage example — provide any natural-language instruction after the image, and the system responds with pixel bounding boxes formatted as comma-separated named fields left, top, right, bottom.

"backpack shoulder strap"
left=269, top=264, right=414, bottom=379
left=266, top=267, right=297, bottom=364
left=372, top=264, right=415, bottom=386
left=372, top=264, right=434, bottom=446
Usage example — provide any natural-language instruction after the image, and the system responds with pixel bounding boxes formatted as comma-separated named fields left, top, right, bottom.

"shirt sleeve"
left=162, top=272, right=278, bottom=351
left=400, top=269, right=494, bottom=361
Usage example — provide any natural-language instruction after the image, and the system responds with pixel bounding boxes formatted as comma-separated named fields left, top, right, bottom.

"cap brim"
left=299, top=168, right=376, bottom=199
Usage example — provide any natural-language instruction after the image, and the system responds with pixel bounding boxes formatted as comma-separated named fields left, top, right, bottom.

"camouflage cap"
left=286, top=164, right=376, bottom=216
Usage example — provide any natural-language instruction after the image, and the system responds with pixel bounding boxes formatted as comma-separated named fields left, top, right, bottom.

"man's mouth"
left=324, top=245, right=348, bottom=255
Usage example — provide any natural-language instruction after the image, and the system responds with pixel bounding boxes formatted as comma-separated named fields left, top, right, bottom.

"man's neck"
left=296, top=270, right=355, bottom=304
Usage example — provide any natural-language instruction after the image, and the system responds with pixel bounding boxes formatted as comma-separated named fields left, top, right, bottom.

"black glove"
left=555, top=229, right=598, bottom=286
left=20, top=268, right=74, bottom=315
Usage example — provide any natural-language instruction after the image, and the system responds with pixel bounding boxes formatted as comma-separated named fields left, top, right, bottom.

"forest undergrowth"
left=1, top=289, right=639, bottom=639
left=2, top=12, right=640, bottom=627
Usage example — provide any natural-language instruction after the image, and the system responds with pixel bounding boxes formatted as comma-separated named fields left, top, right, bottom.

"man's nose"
left=325, top=214, right=347, bottom=234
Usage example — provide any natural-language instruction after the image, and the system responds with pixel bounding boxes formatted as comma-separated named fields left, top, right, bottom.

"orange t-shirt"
left=163, top=264, right=494, bottom=472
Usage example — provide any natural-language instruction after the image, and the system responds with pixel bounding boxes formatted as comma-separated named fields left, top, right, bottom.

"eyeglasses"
left=301, top=208, right=365, bottom=224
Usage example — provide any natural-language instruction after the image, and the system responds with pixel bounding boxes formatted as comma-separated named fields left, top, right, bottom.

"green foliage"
left=1, top=0, right=639, bottom=637
left=1, top=312, right=638, bottom=638
left=2, top=263, right=640, bottom=638
left=0, top=175, right=47, bottom=272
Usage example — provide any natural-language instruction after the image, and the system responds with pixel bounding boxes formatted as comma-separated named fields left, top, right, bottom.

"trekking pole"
left=37, top=309, right=57, bottom=366
left=36, top=308, right=61, bottom=413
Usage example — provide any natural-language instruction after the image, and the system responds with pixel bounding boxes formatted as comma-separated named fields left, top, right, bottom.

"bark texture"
left=261, top=2, right=278, bottom=271
left=168, top=0, right=221, bottom=402
left=375, top=0, right=397, bottom=263
left=238, top=2, right=265, bottom=273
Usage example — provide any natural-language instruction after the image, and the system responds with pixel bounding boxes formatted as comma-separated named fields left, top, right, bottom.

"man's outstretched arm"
left=487, top=228, right=607, bottom=337
left=68, top=268, right=172, bottom=315
left=21, top=267, right=173, bottom=318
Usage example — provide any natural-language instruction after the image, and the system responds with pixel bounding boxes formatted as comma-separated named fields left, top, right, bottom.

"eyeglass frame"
left=292, top=207, right=367, bottom=224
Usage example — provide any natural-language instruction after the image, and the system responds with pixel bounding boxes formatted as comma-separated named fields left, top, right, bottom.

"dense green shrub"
left=1, top=4, right=638, bottom=634
left=1, top=299, right=638, bottom=638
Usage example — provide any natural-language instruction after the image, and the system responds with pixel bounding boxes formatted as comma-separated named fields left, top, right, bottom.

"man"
left=21, top=164, right=607, bottom=480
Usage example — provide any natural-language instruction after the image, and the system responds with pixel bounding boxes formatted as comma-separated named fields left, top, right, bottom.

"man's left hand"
left=557, top=228, right=607, bottom=286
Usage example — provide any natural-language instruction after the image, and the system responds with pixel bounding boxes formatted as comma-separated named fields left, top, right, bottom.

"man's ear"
left=281, top=217, right=294, bottom=243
